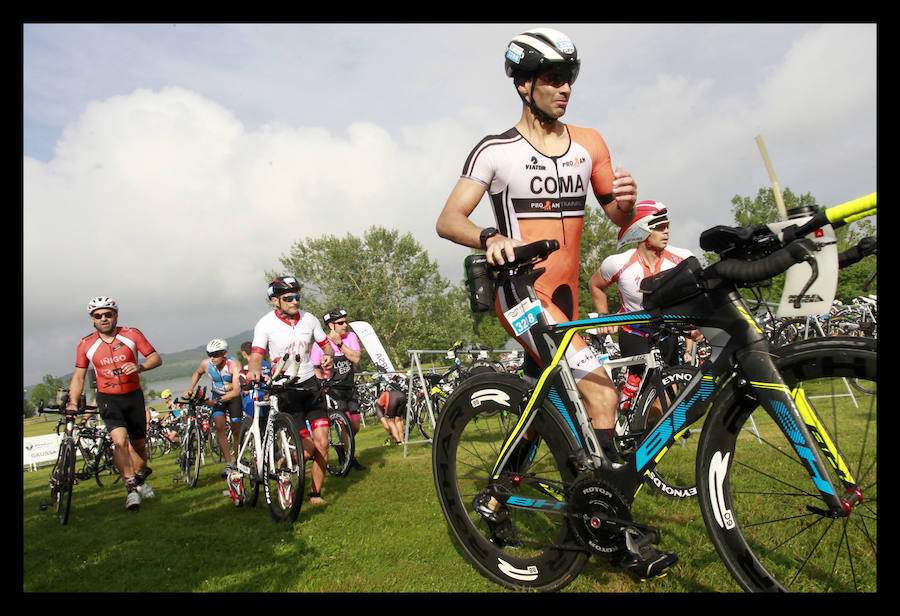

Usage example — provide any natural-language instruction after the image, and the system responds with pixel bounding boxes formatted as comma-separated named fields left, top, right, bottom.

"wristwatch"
left=480, top=227, right=499, bottom=250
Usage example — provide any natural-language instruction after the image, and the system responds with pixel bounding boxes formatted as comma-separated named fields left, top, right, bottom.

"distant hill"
left=141, top=330, right=254, bottom=383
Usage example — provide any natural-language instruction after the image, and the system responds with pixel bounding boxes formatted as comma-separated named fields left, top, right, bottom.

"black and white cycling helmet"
left=267, top=276, right=301, bottom=299
left=206, top=338, right=228, bottom=354
left=323, top=307, right=348, bottom=325
left=504, top=28, right=580, bottom=85
left=504, top=28, right=580, bottom=123
left=87, top=296, right=118, bottom=315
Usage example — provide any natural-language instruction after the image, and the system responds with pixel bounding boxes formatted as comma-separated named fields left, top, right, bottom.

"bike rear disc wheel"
left=697, top=337, right=877, bottom=592
left=263, top=414, right=304, bottom=523
left=432, top=373, right=588, bottom=592
left=326, top=411, right=355, bottom=477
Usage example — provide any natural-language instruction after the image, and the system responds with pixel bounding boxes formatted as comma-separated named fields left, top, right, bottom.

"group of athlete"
left=65, top=26, right=694, bottom=580
left=66, top=276, right=406, bottom=512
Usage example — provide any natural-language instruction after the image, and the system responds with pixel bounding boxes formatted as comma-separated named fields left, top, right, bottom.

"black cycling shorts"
left=277, top=377, right=328, bottom=429
left=96, top=389, right=147, bottom=440
left=327, top=387, right=360, bottom=416
left=212, top=395, right=244, bottom=423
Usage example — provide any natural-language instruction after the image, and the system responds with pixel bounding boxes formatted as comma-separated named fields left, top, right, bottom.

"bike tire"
left=237, top=419, right=260, bottom=507
left=263, top=414, right=304, bottom=523
left=183, top=426, right=202, bottom=488
left=696, top=337, right=877, bottom=592
left=54, top=440, right=76, bottom=525
left=432, top=372, right=589, bottom=592
left=94, top=444, right=119, bottom=487
left=628, top=365, right=700, bottom=500
left=326, top=411, right=355, bottom=477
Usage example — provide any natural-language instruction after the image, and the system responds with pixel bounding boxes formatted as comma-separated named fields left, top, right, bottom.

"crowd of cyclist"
left=65, top=276, right=415, bottom=512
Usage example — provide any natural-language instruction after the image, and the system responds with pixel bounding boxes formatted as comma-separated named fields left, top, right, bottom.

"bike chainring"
left=567, top=474, right=633, bottom=558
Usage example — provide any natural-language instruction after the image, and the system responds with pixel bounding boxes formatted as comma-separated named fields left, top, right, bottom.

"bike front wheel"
left=263, top=414, right=304, bottom=523
left=697, top=337, right=877, bottom=592
left=237, top=419, right=261, bottom=507
left=52, top=440, right=76, bottom=525
left=432, top=372, right=588, bottom=592
left=326, top=411, right=355, bottom=477
left=182, top=426, right=202, bottom=488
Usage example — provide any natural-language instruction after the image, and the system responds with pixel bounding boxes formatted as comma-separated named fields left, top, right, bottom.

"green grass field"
left=23, top=415, right=743, bottom=593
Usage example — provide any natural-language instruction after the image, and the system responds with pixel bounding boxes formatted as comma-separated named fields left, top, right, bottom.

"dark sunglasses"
left=207, top=350, right=227, bottom=358
left=332, top=320, right=348, bottom=326
left=540, top=66, right=578, bottom=87
left=91, top=311, right=115, bottom=320
left=279, top=294, right=301, bottom=303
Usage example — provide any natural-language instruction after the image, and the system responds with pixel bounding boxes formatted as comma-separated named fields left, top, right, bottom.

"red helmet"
left=617, top=201, right=669, bottom=248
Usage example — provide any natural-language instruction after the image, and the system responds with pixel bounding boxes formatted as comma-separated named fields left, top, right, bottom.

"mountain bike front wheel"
left=432, top=372, right=588, bottom=592
left=697, top=337, right=877, bottom=592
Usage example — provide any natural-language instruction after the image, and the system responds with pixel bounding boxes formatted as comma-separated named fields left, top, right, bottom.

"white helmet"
left=617, top=201, right=669, bottom=248
left=206, top=338, right=228, bottom=354
left=87, top=296, right=118, bottom=315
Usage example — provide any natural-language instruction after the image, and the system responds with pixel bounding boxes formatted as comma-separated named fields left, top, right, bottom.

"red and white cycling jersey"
left=599, top=245, right=694, bottom=333
left=250, top=310, right=327, bottom=382
left=75, top=327, right=157, bottom=395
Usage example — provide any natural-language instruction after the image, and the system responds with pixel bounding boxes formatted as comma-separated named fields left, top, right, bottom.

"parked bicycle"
left=172, top=387, right=209, bottom=488
left=37, top=393, right=99, bottom=524
left=74, top=423, right=119, bottom=487
left=432, top=194, right=876, bottom=592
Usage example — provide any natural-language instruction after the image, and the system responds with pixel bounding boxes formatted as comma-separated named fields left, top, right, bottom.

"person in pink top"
left=312, top=308, right=366, bottom=471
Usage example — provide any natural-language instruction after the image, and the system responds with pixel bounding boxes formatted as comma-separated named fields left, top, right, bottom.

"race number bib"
left=503, top=298, right=543, bottom=336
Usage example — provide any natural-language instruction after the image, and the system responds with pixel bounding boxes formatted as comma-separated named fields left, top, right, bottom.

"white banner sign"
left=23, top=434, right=62, bottom=470
left=350, top=321, right=396, bottom=373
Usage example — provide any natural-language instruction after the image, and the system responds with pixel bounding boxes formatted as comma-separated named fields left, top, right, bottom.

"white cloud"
left=22, top=23, right=877, bottom=386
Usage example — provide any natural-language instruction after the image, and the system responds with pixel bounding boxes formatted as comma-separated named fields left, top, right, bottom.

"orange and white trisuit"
left=460, top=125, right=616, bottom=382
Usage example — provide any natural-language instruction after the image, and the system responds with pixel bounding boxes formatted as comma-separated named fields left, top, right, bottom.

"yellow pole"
left=755, top=136, right=788, bottom=221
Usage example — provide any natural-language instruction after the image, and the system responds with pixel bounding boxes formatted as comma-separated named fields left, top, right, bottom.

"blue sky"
left=22, top=23, right=877, bottom=386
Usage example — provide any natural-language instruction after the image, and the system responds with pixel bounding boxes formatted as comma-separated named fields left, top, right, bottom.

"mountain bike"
left=37, top=394, right=98, bottom=524
left=173, top=387, right=208, bottom=488
left=432, top=194, right=876, bottom=592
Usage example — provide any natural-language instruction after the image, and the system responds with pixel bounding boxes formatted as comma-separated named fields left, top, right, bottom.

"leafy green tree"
left=29, top=374, right=67, bottom=411
left=275, top=226, right=483, bottom=370
left=578, top=203, right=625, bottom=318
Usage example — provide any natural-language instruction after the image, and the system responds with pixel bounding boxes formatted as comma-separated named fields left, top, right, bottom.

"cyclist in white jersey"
left=590, top=201, right=699, bottom=402
left=246, top=276, right=334, bottom=505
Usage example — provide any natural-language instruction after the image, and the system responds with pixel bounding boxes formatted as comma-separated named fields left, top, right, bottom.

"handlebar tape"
left=837, top=237, right=877, bottom=269
left=708, top=239, right=815, bottom=283
left=826, top=193, right=876, bottom=226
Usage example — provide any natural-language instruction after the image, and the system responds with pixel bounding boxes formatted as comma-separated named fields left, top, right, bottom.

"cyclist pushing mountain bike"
left=435, top=27, right=675, bottom=578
